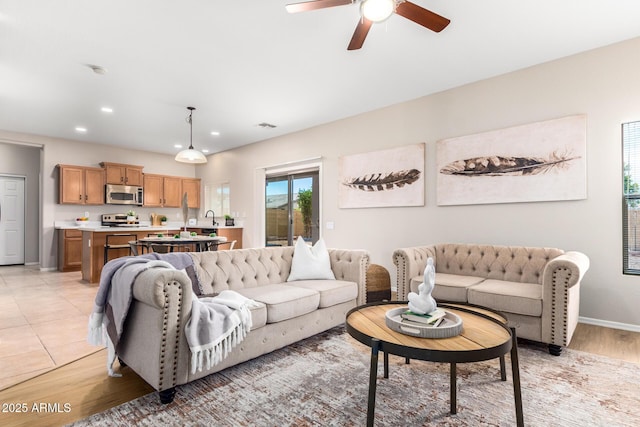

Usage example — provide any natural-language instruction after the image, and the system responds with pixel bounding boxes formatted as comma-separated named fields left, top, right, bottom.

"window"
left=623, top=121, right=640, bottom=274
left=203, top=182, right=230, bottom=218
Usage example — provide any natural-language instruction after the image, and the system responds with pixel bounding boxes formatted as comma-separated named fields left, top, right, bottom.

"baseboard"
left=38, top=266, right=58, bottom=272
left=579, top=316, right=640, bottom=333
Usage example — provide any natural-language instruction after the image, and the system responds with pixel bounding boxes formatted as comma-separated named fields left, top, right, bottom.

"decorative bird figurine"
left=407, top=257, right=437, bottom=315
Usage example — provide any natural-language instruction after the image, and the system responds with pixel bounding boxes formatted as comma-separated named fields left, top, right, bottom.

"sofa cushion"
left=467, top=279, right=542, bottom=317
left=236, top=284, right=320, bottom=323
left=248, top=301, right=267, bottom=330
left=286, top=280, right=357, bottom=308
left=287, top=237, right=336, bottom=281
left=410, top=273, right=485, bottom=303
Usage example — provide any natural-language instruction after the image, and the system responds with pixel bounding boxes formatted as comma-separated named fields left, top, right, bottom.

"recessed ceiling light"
left=210, top=131, right=220, bottom=136
left=174, top=144, right=183, bottom=149
left=202, top=149, right=210, bottom=153
left=75, top=127, right=87, bottom=133
left=101, top=107, right=113, bottom=113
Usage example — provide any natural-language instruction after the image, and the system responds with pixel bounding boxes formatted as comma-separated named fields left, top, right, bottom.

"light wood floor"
left=1, top=322, right=639, bottom=427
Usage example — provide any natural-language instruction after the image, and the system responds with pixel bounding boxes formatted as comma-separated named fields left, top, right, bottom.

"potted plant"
left=126, top=210, right=136, bottom=223
left=160, top=215, right=167, bottom=226
left=224, top=214, right=234, bottom=226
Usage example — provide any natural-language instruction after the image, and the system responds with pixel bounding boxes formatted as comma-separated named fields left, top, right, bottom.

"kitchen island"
left=55, top=222, right=244, bottom=283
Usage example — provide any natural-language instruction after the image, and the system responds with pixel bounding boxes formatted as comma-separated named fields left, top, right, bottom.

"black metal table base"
left=364, top=327, right=523, bottom=427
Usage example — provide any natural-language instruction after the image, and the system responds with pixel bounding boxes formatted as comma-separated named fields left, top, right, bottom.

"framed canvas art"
left=339, top=143, right=425, bottom=208
left=437, top=115, right=587, bottom=206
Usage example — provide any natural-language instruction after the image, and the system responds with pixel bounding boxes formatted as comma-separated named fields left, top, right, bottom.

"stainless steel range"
left=101, top=213, right=140, bottom=227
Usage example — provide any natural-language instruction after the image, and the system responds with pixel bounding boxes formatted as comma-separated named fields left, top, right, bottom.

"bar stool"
left=104, top=233, right=136, bottom=264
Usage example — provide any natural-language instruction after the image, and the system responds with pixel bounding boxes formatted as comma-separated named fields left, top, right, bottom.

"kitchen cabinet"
left=100, top=162, right=143, bottom=186
left=143, top=174, right=182, bottom=208
left=58, top=229, right=82, bottom=271
left=218, top=227, right=242, bottom=249
left=58, top=164, right=104, bottom=205
left=182, top=178, right=201, bottom=208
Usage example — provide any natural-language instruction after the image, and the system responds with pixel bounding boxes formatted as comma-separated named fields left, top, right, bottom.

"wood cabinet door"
left=104, top=165, right=125, bottom=184
left=143, top=174, right=164, bottom=207
left=64, top=229, right=83, bottom=269
left=84, top=168, right=105, bottom=204
left=182, top=178, right=201, bottom=208
left=125, top=167, right=143, bottom=186
left=163, top=176, right=182, bottom=207
left=218, top=228, right=242, bottom=249
left=59, top=166, right=84, bottom=204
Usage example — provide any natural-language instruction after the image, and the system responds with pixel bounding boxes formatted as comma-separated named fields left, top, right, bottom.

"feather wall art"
left=343, top=169, right=421, bottom=191
left=339, top=143, right=425, bottom=208
left=437, top=115, right=587, bottom=206
left=440, top=152, right=580, bottom=177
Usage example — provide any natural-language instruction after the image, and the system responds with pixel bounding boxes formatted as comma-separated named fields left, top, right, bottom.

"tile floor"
left=0, top=265, right=99, bottom=390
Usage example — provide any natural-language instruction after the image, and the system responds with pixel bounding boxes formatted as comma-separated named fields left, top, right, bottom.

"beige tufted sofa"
left=116, top=246, right=369, bottom=403
left=393, top=243, right=589, bottom=356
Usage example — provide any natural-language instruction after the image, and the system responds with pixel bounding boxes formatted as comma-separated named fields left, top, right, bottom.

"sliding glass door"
left=265, top=170, right=319, bottom=247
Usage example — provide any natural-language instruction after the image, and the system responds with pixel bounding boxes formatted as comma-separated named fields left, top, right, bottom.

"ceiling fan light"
left=360, top=0, right=395, bottom=23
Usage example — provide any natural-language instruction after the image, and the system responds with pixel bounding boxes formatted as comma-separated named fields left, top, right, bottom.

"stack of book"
left=401, top=308, right=447, bottom=328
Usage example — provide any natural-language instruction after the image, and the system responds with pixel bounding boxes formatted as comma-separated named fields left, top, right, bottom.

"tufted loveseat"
left=114, top=246, right=369, bottom=403
left=393, top=243, right=589, bottom=355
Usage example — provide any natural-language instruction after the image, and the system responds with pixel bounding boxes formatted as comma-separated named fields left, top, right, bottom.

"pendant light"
left=175, top=106, right=207, bottom=164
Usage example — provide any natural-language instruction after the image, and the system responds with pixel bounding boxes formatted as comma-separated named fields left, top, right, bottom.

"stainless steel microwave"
left=105, top=184, right=143, bottom=205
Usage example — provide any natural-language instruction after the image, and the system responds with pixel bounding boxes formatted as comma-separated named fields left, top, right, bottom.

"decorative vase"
left=161, top=221, right=167, bottom=226
left=127, top=215, right=136, bottom=224
left=180, top=231, right=191, bottom=238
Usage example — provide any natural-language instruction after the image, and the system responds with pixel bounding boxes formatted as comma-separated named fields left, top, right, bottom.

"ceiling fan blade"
left=285, top=0, right=353, bottom=13
left=347, top=18, right=373, bottom=51
left=395, top=1, right=450, bottom=32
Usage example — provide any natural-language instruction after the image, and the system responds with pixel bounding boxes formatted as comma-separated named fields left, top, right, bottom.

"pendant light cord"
left=187, top=106, right=195, bottom=149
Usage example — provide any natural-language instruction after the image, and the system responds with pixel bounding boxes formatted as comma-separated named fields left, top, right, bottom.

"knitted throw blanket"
left=186, top=290, right=257, bottom=374
left=88, top=257, right=175, bottom=349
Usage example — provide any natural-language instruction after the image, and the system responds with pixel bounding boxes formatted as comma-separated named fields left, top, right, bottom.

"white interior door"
left=0, top=176, right=25, bottom=265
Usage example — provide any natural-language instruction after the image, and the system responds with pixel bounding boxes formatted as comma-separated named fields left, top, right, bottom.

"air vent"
left=257, top=122, right=277, bottom=129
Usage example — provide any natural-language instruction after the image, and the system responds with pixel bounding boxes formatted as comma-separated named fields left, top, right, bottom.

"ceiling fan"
left=285, top=0, right=450, bottom=50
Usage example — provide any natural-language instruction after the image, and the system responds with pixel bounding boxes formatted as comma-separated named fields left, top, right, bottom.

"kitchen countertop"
left=54, top=221, right=243, bottom=231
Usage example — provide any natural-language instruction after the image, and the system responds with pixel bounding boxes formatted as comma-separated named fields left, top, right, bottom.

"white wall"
left=198, top=36, right=640, bottom=328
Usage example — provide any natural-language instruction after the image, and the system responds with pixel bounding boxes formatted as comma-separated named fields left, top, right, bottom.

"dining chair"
left=213, top=240, right=236, bottom=251
left=129, top=240, right=148, bottom=256
left=149, top=243, right=173, bottom=254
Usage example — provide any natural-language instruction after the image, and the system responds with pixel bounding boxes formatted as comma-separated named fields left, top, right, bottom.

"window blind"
left=623, top=121, right=640, bottom=274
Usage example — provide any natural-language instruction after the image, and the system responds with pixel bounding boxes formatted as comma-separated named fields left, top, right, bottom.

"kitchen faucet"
left=204, top=210, right=217, bottom=226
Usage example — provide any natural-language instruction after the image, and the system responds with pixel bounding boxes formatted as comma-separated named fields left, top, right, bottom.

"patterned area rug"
left=69, top=326, right=639, bottom=427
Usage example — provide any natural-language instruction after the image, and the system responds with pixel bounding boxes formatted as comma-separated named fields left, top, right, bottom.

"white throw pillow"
left=287, top=236, right=336, bottom=281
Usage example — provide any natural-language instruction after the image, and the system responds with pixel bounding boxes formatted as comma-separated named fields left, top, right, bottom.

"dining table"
left=137, top=235, right=228, bottom=252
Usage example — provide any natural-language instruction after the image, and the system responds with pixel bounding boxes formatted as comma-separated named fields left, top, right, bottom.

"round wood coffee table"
left=345, top=301, right=523, bottom=427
